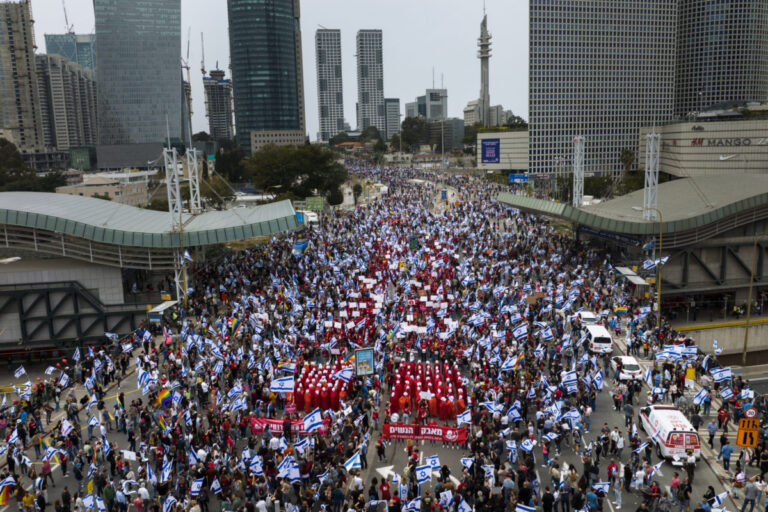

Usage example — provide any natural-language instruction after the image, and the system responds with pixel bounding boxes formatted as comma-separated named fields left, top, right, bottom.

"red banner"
left=382, top=423, right=468, bottom=444
left=250, top=418, right=328, bottom=436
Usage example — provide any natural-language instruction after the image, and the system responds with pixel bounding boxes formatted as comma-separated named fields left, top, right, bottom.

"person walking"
left=719, top=439, right=734, bottom=472
left=707, top=419, right=718, bottom=449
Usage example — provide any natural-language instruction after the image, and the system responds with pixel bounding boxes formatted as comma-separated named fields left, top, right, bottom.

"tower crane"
left=200, top=32, right=206, bottom=76
left=62, top=0, right=74, bottom=34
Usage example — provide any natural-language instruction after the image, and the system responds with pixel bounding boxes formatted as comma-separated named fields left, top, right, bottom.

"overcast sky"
left=31, top=0, right=528, bottom=141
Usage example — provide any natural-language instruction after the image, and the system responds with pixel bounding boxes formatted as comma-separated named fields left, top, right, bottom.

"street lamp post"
left=742, top=232, right=763, bottom=366
left=634, top=206, right=663, bottom=329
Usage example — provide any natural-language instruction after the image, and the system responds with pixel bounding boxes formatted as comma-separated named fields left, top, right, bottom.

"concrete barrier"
left=676, top=317, right=768, bottom=358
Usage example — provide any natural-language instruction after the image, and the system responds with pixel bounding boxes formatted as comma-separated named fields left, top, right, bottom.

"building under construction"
left=203, top=69, right=234, bottom=142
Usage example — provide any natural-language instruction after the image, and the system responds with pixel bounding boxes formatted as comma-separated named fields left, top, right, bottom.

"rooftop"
left=0, top=192, right=299, bottom=249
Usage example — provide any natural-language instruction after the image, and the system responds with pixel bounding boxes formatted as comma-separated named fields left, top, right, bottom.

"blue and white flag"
left=543, top=432, right=559, bottom=443
left=13, top=366, right=25, bottom=379
left=332, top=367, right=354, bottom=383
left=188, top=448, right=199, bottom=466
left=633, top=442, right=648, bottom=453
left=163, top=495, right=177, bottom=512
left=720, top=387, right=734, bottom=400
left=190, top=478, right=204, bottom=496
left=415, top=465, right=432, bottom=484
left=593, top=370, right=604, bottom=391
left=88, top=415, right=100, bottom=427
left=520, top=439, right=536, bottom=452
left=405, top=497, right=420, bottom=512
left=303, top=407, right=323, bottom=432
left=83, top=495, right=94, bottom=510
left=45, top=366, right=56, bottom=375
left=460, top=457, right=474, bottom=470
left=710, top=367, right=732, bottom=383
left=644, top=368, right=653, bottom=387
left=61, top=419, right=74, bottom=436
left=457, top=409, right=471, bottom=426
left=210, top=477, right=222, bottom=494
left=58, top=373, right=70, bottom=388
left=439, top=490, right=454, bottom=508
left=146, top=464, right=157, bottom=484
left=649, top=461, right=664, bottom=478
left=512, top=324, right=528, bottom=339
left=713, top=491, right=730, bottom=508
left=249, top=454, right=264, bottom=475
left=458, top=497, right=473, bottom=512
left=507, top=407, right=523, bottom=423
left=592, top=482, right=610, bottom=494
left=96, top=497, right=106, bottom=512
left=425, top=455, right=441, bottom=471
left=693, top=388, right=709, bottom=405
left=72, top=347, right=80, bottom=362
left=516, top=505, right=536, bottom=512
left=8, top=429, right=18, bottom=445
left=270, top=376, right=295, bottom=393
left=344, top=450, right=361, bottom=471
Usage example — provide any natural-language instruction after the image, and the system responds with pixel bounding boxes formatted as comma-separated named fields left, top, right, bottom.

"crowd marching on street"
left=0, top=165, right=763, bottom=512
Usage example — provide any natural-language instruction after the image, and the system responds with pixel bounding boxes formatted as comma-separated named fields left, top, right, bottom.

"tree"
left=202, top=174, right=235, bottom=210
left=327, top=187, right=344, bottom=206
left=352, top=183, right=363, bottom=205
left=91, top=192, right=111, bottom=200
left=359, top=126, right=383, bottom=143
left=462, top=123, right=482, bottom=154
left=373, top=139, right=387, bottom=153
left=329, top=132, right=350, bottom=147
left=503, top=115, right=528, bottom=130
left=0, top=138, right=65, bottom=192
left=620, top=148, right=635, bottom=173
left=192, top=131, right=212, bottom=142
left=215, top=147, right=247, bottom=183
left=247, top=144, right=348, bottom=200
left=389, top=133, right=401, bottom=151
left=400, top=117, right=427, bottom=152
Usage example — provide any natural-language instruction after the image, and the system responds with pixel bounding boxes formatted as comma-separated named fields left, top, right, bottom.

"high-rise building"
left=675, top=1, right=768, bottom=117
left=36, top=54, right=97, bottom=150
left=94, top=0, right=182, bottom=146
left=477, top=16, right=491, bottom=127
left=228, top=0, right=306, bottom=154
left=0, top=1, right=44, bottom=150
left=529, top=1, right=677, bottom=175
left=404, top=90, right=446, bottom=121
left=356, top=30, right=385, bottom=134
left=44, top=34, right=96, bottom=73
left=203, top=69, right=234, bottom=142
left=315, top=29, right=344, bottom=143
left=384, top=98, right=400, bottom=140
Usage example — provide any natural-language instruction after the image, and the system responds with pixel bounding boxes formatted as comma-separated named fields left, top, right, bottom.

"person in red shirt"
left=379, top=479, right=391, bottom=500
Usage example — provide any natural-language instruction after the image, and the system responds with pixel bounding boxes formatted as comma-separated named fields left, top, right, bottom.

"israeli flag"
left=210, top=477, right=222, bottom=494
left=720, top=387, right=734, bottom=400
left=512, top=324, right=528, bottom=339
left=507, top=407, right=523, bottom=423
left=96, top=496, right=106, bottom=512
left=163, top=495, right=177, bottom=512
left=713, top=491, right=730, bottom=508
left=500, top=355, right=516, bottom=372
left=593, top=370, right=604, bottom=391
left=415, top=465, right=432, bottom=484
left=61, top=419, right=74, bottom=436
left=344, top=450, right=362, bottom=471
left=649, top=461, right=664, bottom=478
left=146, top=464, right=157, bottom=483
left=520, top=439, right=536, bottom=452
left=693, top=388, right=709, bottom=406
left=439, top=490, right=454, bottom=508
left=333, top=367, right=354, bottom=383
left=458, top=497, right=473, bottom=512
left=516, top=505, right=536, bottom=512
left=543, top=432, right=559, bottom=443
left=710, top=367, right=732, bottom=383
left=541, top=326, right=554, bottom=341
left=13, top=366, right=25, bottom=379
left=456, top=409, right=472, bottom=426
left=405, top=497, right=421, bottom=512
left=249, top=454, right=264, bottom=475
left=633, top=442, right=649, bottom=453
left=0, top=475, right=15, bottom=491
left=644, top=368, right=653, bottom=387
left=270, top=376, right=295, bottom=393
left=317, top=469, right=329, bottom=484
left=45, top=366, right=56, bottom=375
left=592, top=482, right=610, bottom=494
left=83, top=495, right=95, bottom=510
left=58, top=373, right=70, bottom=388
left=73, top=347, right=80, bottom=362
left=425, top=455, right=441, bottom=471
left=188, top=447, right=199, bottom=466
left=190, top=478, right=204, bottom=496
left=88, top=415, right=100, bottom=427
left=8, top=429, right=18, bottom=445
left=303, top=407, right=323, bottom=433
left=460, top=457, right=474, bottom=470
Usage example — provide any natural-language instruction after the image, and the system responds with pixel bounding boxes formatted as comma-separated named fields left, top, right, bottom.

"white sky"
left=31, top=0, right=529, bottom=141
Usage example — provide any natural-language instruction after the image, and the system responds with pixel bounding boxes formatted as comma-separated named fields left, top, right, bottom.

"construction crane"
left=200, top=32, right=206, bottom=76
left=181, top=27, right=193, bottom=135
left=62, top=0, right=74, bottom=34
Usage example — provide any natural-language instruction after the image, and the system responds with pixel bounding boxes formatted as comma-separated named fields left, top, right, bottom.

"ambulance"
left=640, top=404, right=701, bottom=460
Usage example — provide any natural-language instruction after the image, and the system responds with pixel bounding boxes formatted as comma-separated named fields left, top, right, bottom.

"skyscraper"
left=203, top=70, right=234, bottom=142
left=0, top=1, right=44, bottom=150
left=675, top=0, right=768, bottom=117
left=44, top=34, right=96, bottom=73
left=529, top=1, right=677, bottom=175
left=36, top=54, right=97, bottom=150
left=384, top=98, right=400, bottom=141
left=477, top=15, right=491, bottom=128
left=94, top=0, right=182, bottom=146
left=315, top=29, right=344, bottom=143
left=228, top=0, right=306, bottom=154
left=356, top=30, right=385, bottom=134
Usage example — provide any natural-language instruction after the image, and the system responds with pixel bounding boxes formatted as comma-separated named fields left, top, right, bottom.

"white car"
left=578, top=311, right=599, bottom=325
left=610, top=355, right=643, bottom=381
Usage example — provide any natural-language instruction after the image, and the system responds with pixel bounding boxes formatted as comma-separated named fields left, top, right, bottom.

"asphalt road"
left=1, top=349, right=727, bottom=512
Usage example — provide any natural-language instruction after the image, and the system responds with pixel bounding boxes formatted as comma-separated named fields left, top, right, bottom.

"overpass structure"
left=0, top=192, right=300, bottom=348
left=497, top=175, right=768, bottom=302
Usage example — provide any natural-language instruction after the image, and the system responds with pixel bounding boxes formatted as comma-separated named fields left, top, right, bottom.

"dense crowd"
left=0, top=166, right=759, bottom=512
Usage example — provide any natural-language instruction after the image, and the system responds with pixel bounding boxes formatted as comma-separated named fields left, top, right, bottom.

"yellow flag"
left=87, top=480, right=94, bottom=495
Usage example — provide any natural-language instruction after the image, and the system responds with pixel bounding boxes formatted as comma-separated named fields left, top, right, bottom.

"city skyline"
left=30, top=0, right=528, bottom=142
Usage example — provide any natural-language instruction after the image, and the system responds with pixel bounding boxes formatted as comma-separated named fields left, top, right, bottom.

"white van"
left=585, top=324, right=613, bottom=354
left=640, top=405, right=701, bottom=460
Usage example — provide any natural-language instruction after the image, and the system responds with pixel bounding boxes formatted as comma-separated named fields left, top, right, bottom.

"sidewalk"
left=612, top=334, right=743, bottom=507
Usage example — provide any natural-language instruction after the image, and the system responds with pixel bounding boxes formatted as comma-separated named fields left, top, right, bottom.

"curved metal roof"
left=497, top=175, right=768, bottom=245
left=0, top=192, right=299, bottom=249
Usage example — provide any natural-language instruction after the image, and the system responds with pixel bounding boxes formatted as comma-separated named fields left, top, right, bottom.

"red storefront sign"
left=382, top=423, right=468, bottom=444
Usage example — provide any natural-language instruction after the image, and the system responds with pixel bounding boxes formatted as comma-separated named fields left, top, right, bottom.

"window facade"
left=315, top=28, right=344, bottom=142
